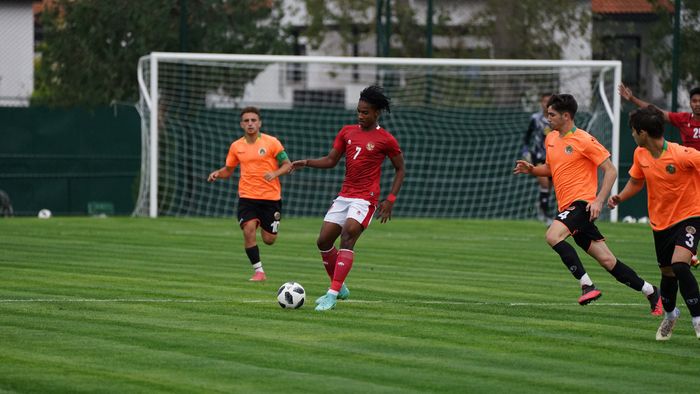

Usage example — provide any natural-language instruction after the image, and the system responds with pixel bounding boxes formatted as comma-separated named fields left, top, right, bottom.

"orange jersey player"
left=208, top=106, right=292, bottom=282
left=609, top=105, right=700, bottom=340
left=514, top=94, right=661, bottom=315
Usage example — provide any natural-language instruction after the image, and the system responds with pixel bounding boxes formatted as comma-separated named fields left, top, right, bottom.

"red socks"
left=331, top=249, right=354, bottom=291
left=320, top=247, right=339, bottom=279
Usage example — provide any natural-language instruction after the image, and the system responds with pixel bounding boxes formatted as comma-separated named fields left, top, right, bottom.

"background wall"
left=0, top=106, right=141, bottom=216
left=0, top=105, right=652, bottom=219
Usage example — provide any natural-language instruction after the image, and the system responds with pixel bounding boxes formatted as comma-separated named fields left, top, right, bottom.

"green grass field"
left=1, top=217, right=699, bottom=393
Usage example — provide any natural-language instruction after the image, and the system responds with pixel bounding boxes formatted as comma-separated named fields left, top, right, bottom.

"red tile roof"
left=592, top=0, right=674, bottom=14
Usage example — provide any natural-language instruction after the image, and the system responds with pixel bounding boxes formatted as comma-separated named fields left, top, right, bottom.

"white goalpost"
left=135, top=52, right=621, bottom=221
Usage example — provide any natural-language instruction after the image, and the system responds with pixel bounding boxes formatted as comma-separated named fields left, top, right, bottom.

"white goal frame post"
left=136, top=52, right=622, bottom=221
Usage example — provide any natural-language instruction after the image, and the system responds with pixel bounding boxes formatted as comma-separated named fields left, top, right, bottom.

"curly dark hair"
left=359, top=85, right=391, bottom=113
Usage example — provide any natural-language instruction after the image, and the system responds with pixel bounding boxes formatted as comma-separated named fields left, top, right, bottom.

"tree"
left=302, top=0, right=590, bottom=60
left=469, top=0, right=591, bottom=60
left=645, top=0, right=700, bottom=93
left=33, top=0, right=291, bottom=107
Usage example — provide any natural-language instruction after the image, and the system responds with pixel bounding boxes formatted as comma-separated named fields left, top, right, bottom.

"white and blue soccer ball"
left=37, top=209, right=52, bottom=219
left=277, top=282, right=305, bottom=309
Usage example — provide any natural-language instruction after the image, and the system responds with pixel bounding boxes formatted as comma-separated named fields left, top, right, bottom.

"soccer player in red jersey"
left=208, top=107, right=292, bottom=282
left=609, top=106, right=700, bottom=340
left=291, top=86, right=406, bottom=311
left=514, top=94, right=661, bottom=314
left=619, top=83, right=700, bottom=151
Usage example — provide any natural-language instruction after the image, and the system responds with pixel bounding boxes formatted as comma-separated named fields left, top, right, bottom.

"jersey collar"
left=561, top=126, right=577, bottom=137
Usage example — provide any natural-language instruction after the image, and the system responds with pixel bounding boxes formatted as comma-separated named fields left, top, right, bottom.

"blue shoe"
left=315, top=293, right=327, bottom=305
left=315, top=293, right=337, bottom=311
left=337, top=283, right=350, bottom=300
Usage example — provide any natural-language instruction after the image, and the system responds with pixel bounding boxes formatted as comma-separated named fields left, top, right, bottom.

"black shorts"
left=555, top=200, right=604, bottom=251
left=652, top=217, right=700, bottom=267
left=237, top=198, right=282, bottom=234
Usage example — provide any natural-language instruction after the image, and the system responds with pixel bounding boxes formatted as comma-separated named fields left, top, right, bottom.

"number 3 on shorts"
left=686, top=232, right=695, bottom=248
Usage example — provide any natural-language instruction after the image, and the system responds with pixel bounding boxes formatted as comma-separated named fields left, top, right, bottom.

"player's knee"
left=660, top=266, right=675, bottom=277
left=339, top=232, right=359, bottom=249
left=599, top=254, right=617, bottom=270
left=545, top=232, right=564, bottom=246
left=316, top=238, right=333, bottom=251
left=262, top=233, right=276, bottom=245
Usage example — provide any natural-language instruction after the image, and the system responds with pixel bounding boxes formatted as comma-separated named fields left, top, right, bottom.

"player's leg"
left=670, top=243, right=700, bottom=339
left=583, top=236, right=660, bottom=315
left=242, top=220, right=266, bottom=281
left=259, top=200, right=281, bottom=246
left=316, top=199, right=374, bottom=311
left=238, top=198, right=266, bottom=281
left=317, top=221, right=342, bottom=280
left=654, top=227, right=681, bottom=340
left=315, top=198, right=357, bottom=305
left=546, top=203, right=598, bottom=304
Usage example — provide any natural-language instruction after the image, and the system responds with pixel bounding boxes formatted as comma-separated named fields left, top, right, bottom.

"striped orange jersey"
left=545, top=128, right=610, bottom=211
left=225, top=133, right=286, bottom=201
left=629, top=141, right=700, bottom=231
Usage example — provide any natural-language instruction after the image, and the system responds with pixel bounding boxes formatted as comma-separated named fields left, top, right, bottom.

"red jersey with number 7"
left=332, top=124, right=402, bottom=204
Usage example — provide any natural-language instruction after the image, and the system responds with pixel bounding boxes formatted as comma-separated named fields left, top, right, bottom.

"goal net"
left=135, top=53, right=621, bottom=221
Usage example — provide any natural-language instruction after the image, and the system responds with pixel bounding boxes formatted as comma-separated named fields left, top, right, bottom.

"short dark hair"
left=546, top=94, right=578, bottom=118
left=240, top=106, right=261, bottom=119
left=690, top=87, right=700, bottom=99
left=360, top=85, right=391, bottom=113
left=629, top=105, right=665, bottom=138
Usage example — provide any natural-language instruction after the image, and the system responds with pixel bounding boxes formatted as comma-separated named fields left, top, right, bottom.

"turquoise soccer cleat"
left=315, top=293, right=328, bottom=305
left=315, top=284, right=350, bottom=304
left=315, top=293, right=337, bottom=311
left=337, top=283, right=350, bottom=300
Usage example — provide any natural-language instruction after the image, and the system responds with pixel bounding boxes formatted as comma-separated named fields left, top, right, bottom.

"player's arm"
left=618, top=83, right=671, bottom=122
left=291, top=148, right=342, bottom=171
left=513, top=160, right=552, bottom=177
left=264, top=151, right=292, bottom=181
left=378, top=153, right=406, bottom=224
left=608, top=177, right=645, bottom=209
left=208, top=165, right=235, bottom=182
left=588, top=158, right=616, bottom=220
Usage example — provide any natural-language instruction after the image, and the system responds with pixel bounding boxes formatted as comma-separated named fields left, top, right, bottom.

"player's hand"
left=513, top=160, right=534, bottom=175
left=607, top=195, right=621, bottom=209
left=207, top=170, right=219, bottom=182
left=290, top=160, right=307, bottom=173
left=587, top=200, right=603, bottom=221
left=618, top=83, right=633, bottom=101
left=263, top=172, right=276, bottom=182
left=377, top=200, right=394, bottom=223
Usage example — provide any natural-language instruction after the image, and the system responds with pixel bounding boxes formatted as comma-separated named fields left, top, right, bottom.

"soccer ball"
left=277, top=282, right=305, bottom=309
left=37, top=209, right=52, bottom=219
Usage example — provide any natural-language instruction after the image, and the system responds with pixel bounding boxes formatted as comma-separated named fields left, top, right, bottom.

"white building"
left=0, top=0, right=34, bottom=107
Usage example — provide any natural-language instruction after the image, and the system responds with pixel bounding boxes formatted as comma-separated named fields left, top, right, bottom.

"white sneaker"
left=693, top=319, right=700, bottom=340
left=656, top=308, right=681, bottom=341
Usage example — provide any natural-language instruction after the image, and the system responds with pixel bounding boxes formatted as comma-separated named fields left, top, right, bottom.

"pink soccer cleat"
left=249, top=271, right=267, bottom=282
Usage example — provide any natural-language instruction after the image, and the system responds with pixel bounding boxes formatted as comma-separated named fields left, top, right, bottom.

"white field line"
left=0, top=298, right=645, bottom=307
